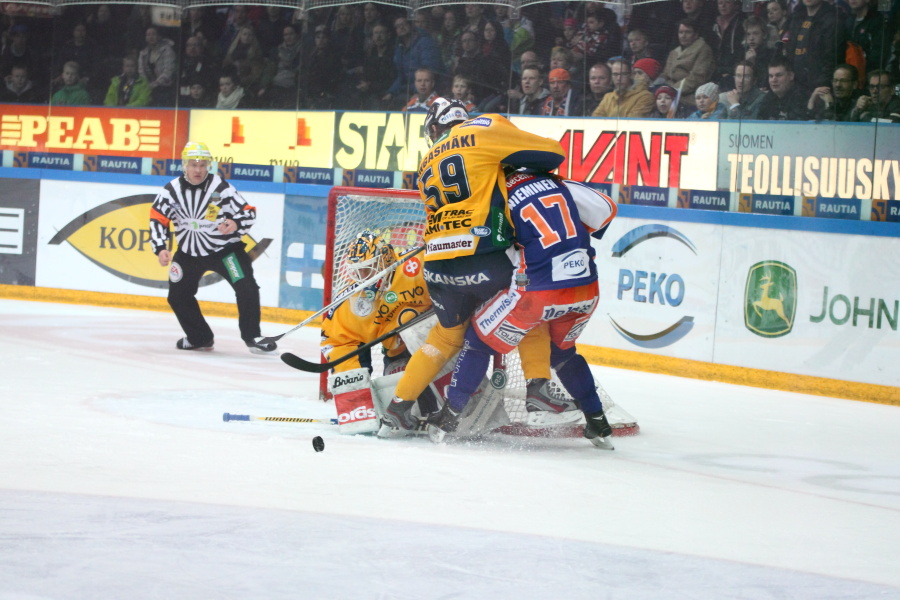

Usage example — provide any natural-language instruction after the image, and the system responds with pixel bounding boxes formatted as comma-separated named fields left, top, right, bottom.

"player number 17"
left=519, top=193, right=577, bottom=249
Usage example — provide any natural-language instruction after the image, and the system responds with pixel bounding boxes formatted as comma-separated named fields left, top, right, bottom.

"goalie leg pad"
left=330, top=367, right=379, bottom=435
left=447, top=327, right=493, bottom=413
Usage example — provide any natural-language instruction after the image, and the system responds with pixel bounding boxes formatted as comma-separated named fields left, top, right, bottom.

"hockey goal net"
left=320, top=186, right=638, bottom=437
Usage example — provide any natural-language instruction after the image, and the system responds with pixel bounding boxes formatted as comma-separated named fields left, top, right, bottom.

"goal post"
left=319, top=186, right=639, bottom=437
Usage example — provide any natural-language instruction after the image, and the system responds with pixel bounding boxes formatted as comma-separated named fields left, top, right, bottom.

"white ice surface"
left=1, top=299, right=898, bottom=600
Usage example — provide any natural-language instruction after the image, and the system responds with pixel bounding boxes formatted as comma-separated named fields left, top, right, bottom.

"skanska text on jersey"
left=419, top=134, right=477, bottom=172
left=424, top=271, right=490, bottom=286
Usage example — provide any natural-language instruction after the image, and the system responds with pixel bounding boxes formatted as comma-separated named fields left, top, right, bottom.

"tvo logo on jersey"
left=609, top=224, right=697, bottom=348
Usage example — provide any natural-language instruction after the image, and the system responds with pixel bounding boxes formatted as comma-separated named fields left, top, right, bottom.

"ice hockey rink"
left=1, top=298, right=898, bottom=600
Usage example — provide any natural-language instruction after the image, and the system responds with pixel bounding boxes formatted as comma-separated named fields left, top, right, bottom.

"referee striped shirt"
left=150, top=173, right=256, bottom=257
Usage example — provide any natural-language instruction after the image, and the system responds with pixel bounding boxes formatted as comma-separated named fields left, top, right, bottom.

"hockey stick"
left=258, top=245, right=425, bottom=345
left=280, top=307, right=436, bottom=373
left=223, top=412, right=338, bottom=425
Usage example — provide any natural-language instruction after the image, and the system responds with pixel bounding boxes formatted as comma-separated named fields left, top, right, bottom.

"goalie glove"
left=329, top=367, right=379, bottom=435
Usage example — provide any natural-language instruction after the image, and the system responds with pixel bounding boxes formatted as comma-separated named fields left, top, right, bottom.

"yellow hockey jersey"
left=417, top=114, right=565, bottom=262
left=321, top=254, right=430, bottom=373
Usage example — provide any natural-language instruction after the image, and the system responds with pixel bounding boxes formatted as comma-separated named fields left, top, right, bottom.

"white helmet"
left=423, top=97, right=469, bottom=143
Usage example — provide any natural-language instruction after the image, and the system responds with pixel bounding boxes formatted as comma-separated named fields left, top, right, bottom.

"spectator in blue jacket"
left=382, top=15, right=442, bottom=109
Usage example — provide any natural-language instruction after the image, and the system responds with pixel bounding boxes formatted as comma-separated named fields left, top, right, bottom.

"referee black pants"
left=167, top=243, right=261, bottom=346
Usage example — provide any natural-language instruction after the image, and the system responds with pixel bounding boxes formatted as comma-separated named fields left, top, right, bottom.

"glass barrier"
left=1, top=0, right=898, bottom=216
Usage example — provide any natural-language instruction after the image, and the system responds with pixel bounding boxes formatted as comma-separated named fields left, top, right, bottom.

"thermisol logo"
left=744, top=261, right=797, bottom=337
left=609, top=224, right=696, bottom=348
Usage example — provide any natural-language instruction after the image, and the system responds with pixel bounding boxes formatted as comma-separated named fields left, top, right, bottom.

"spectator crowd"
left=1, top=0, right=899, bottom=122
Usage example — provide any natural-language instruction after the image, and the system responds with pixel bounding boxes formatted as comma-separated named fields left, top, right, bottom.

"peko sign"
left=0, top=105, right=188, bottom=159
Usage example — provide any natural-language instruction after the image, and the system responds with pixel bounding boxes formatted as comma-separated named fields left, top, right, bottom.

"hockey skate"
left=524, top=378, right=584, bottom=427
left=427, top=403, right=460, bottom=443
left=176, top=337, right=213, bottom=351
left=245, top=337, right=277, bottom=354
left=583, top=410, right=615, bottom=450
left=525, top=378, right=580, bottom=412
left=377, top=398, right=419, bottom=438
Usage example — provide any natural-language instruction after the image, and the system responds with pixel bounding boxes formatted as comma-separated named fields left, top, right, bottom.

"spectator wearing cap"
left=632, top=58, right=664, bottom=91
left=559, top=17, right=580, bottom=51
left=688, top=82, right=727, bottom=119
left=541, top=67, right=583, bottom=116
left=651, top=85, right=690, bottom=118
left=592, top=58, right=655, bottom=118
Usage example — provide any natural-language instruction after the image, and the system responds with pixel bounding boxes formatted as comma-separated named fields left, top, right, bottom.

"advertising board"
left=715, top=226, right=900, bottom=386
left=35, top=179, right=283, bottom=307
left=0, top=105, right=189, bottom=159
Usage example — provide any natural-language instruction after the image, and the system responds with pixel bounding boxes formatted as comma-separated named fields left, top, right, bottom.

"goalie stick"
left=223, top=412, right=338, bottom=425
left=281, top=307, right=436, bottom=373
left=258, top=245, right=425, bottom=345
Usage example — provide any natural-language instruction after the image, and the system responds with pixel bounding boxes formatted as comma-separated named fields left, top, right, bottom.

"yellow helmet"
left=345, top=230, right=397, bottom=288
left=182, top=141, right=212, bottom=163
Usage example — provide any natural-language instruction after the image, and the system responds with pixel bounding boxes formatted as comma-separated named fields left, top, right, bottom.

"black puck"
left=312, top=436, right=325, bottom=452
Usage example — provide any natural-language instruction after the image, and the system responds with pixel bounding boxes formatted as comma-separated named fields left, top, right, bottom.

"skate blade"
left=378, top=421, right=429, bottom=438
left=589, top=435, right=615, bottom=451
left=428, top=424, right=449, bottom=443
left=526, top=410, right=584, bottom=427
left=248, top=347, right=275, bottom=355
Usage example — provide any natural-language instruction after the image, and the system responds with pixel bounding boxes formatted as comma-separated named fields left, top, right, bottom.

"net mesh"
left=326, top=188, right=537, bottom=424
left=324, top=187, right=637, bottom=436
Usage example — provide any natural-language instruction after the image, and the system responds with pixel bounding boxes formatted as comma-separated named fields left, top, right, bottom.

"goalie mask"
left=345, top=231, right=397, bottom=290
left=423, top=98, right=469, bottom=145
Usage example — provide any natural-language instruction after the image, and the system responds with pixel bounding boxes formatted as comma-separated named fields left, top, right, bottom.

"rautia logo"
left=338, top=405, right=377, bottom=423
left=744, top=261, right=797, bottom=337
